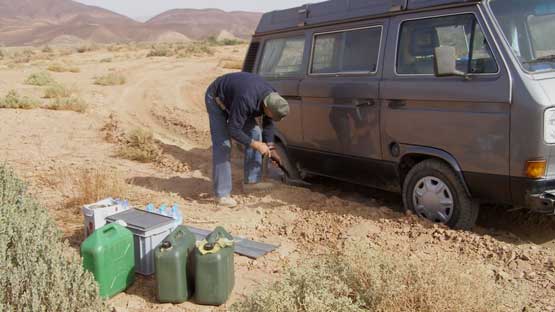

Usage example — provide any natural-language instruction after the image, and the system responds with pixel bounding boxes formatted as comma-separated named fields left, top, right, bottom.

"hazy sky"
left=75, top=0, right=310, bottom=19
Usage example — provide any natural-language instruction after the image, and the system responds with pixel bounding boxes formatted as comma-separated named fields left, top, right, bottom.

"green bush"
left=25, top=72, right=55, bottom=86
left=0, top=165, right=108, bottom=311
left=0, top=90, right=40, bottom=109
left=232, top=242, right=520, bottom=312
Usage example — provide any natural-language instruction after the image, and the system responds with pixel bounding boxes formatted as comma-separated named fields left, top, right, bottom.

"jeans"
left=205, top=88, right=262, bottom=198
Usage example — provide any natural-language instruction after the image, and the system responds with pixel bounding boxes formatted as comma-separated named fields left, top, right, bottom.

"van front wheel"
left=402, top=159, right=479, bottom=230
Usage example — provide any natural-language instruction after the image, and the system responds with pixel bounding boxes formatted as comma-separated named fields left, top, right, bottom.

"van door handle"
left=388, top=99, right=406, bottom=109
left=356, top=99, right=376, bottom=108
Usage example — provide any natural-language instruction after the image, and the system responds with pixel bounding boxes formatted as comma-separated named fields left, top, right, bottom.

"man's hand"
left=267, top=143, right=283, bottom=167
left=250, top=141, right=271, bottom=156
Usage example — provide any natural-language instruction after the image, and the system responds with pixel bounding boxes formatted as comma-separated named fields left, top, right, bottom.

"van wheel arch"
left=398, top=152, right=471, bottom=198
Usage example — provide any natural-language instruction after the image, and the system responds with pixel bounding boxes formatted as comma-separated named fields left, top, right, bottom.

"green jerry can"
left=81, top=223, right=135, bottom=298
left=154, top=225, right=196, bottom=303
left=193, top=226, right=235, bottom=306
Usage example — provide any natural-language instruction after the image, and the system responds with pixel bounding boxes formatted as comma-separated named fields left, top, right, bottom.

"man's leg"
left=242, top=120, right=275, bottom=192
left=243, top=119, right=262, bottom=184
left=205, top=91, right=234, bottom=202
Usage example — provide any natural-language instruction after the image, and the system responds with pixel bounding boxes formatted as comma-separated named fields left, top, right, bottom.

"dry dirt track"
left=1, top=45, right=555, bottom=311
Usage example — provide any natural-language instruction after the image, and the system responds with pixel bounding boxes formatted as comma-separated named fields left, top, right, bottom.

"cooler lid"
left=106, top=208, right=174, bottom=232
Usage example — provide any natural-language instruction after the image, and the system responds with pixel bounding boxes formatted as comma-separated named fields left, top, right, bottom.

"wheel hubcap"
left=412, top=176, right=454, bottom=224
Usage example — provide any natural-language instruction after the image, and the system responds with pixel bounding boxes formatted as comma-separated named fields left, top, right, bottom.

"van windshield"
left=490, top=0, right=555, bottom=72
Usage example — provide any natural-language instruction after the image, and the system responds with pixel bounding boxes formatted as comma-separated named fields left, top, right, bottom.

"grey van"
left=244, top=0, right=555, bottom=229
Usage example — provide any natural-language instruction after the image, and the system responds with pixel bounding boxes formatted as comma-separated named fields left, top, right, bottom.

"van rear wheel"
left=402, top=159, right=479, bottom=230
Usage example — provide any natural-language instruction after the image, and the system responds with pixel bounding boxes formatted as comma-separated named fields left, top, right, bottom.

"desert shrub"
left=44, top=83, right=72, bottom=99
left=94, top=72, right=126, bottom=86
left=48, top=63, right=80, bottom=73
left=176, top=43, right=214, bottom=58
left=42, top=45, right=53, bottom=53
left=146, top=44, right=174, bottom=57
left=117, top=128, right=161, bottom=163
left=206, top=36, right=244, bottom=46
left=0, top=90, right=40, bottom=109
left=231, top=242, right=519, bottom=312
left=45, top=96, right=87, bottom=113
left=220, top=58, right=243, bottom=70
left=25, top=72, right=55, bottom=86
left=100, top=58, right=112, bottom=63
left=12, top=49, right=35, bottom=63
left=0, top=49, right=4, bottom=60
left=0, top=165, right=109, bottom=311
left=77, top=44, right=97, bottom=53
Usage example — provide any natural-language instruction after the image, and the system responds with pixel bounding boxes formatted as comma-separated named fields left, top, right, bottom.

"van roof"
left=256, top=0, right=481, bottom=34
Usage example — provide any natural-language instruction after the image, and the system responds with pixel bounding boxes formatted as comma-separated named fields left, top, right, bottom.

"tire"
left=402, top=159, right=479, bottom=230
left=273, top=142, right=302, bottom=182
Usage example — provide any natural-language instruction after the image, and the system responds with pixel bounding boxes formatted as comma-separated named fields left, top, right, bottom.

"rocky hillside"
left=0, top=0, right=261, bottom=46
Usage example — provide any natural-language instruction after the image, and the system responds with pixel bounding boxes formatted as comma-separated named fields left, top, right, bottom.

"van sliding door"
left=296, top=20, right=391, bottom=188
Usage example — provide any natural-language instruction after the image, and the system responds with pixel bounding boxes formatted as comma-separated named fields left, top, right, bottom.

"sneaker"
left=243, top=182, right=276, bottom=193
left=217, top=196, right=238, bottom=208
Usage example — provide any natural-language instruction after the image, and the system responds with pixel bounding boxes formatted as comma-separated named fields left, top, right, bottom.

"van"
left=244, top=0, right=555, bottom=229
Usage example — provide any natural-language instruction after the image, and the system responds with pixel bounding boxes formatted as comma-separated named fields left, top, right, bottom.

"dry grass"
left=0, top=90, right=40, bottom=109
left=43, top=83, right=72, bottom=99
left=176, top=43, right=214, bottom=58
left=117, top=128, right=161, bottom=163
left=45, top=96, right=87, bottom=113
left=220, top=58, right=243, bottom=70
left=46, top=167, right=129, bottom=210
left=47, top=63, right=80, bottom=73
left=25, top=72, right=55, bottom=86
left=94, top=72, right=126, bottom=86
left=232, top=241, right=525, bottom=312
left=147, top=44, right=174, bottom=57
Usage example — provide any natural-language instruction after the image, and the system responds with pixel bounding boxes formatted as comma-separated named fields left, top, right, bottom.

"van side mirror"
left=433, top=46, right=468, bottom=79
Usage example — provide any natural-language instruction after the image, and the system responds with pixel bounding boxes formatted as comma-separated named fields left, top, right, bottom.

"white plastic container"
left=106, top=209, right=177, bottom=276
left=82, top=198, right=130, bottom=238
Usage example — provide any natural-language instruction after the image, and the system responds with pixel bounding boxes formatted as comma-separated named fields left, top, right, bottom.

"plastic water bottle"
left=159, top=204, right=168, bottom=216
left=146, top=203, right=155, bottom=213
left=171, top=203, right=183, bottom=225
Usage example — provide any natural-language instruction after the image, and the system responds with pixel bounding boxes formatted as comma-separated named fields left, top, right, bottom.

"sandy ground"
left=1, top=45, right=555, bottom=311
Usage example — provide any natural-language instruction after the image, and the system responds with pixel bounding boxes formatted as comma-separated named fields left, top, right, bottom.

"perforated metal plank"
left=187, top=226, right=280, bottom=259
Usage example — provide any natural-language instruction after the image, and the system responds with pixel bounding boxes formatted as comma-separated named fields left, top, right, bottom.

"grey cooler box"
left=106, top=208, right=177, bottom=275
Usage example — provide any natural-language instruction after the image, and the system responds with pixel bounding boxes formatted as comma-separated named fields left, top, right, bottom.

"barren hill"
left=0, top=0, right=261, bottom=46
left=146, top=9, right=262, bottom=40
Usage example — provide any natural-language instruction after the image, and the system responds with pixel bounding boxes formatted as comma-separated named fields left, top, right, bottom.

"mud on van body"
left=244, top=0, right=555, bottom=229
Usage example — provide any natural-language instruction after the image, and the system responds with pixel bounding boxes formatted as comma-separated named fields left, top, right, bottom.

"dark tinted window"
left=259, top=37, right=305, bottom=77
left=397, top=14, right=498, bottom=75
left=311, top=26, right=382, bottom=74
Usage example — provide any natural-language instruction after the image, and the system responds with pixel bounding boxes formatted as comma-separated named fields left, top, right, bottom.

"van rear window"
left=311, top=26, right=382, bottom=74
left=258, top=37, right=306, bottom=78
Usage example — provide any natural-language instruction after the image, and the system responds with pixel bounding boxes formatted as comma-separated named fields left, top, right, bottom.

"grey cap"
left=263, top=92, right=289, bottom=121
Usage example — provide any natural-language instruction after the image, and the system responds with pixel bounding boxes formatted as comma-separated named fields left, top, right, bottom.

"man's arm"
left=228, top=97, right=255, bottom=147
left=261, top=116, right=275, bottom=144
left=228, top=98, right=271, bottom=156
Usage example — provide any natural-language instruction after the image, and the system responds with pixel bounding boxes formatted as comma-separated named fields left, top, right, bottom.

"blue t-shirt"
left=210, top=72, right=276, bottom=146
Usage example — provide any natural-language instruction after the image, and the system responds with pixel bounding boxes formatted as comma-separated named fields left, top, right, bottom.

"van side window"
left=311, top=26, right=382, bottom=74
left=397, top=15, right=498, bottom=75
left=259, top=37, right=306, bottom=77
